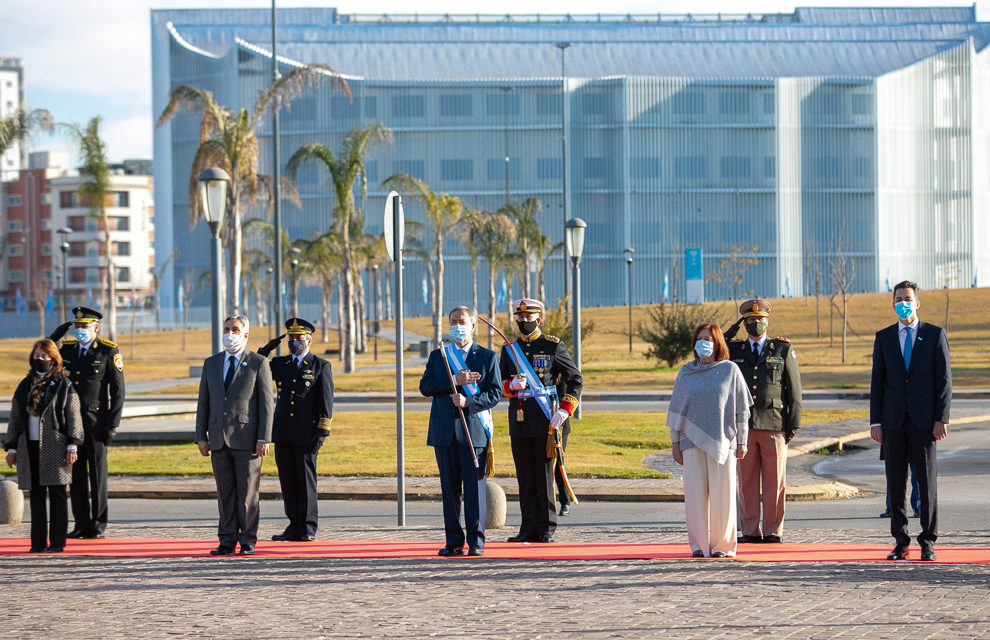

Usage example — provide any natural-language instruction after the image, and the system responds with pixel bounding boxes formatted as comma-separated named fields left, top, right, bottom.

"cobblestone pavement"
left=2, top=522, right=988, bottom=639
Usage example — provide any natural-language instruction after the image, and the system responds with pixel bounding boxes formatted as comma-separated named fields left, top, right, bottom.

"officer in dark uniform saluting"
left=724, top=298, right=802, bottom=544
left=50, top=306, right=124, bottom=539
left=265, top=318, right=333, bottom=542
left=500, top=298, right=582, bottom=543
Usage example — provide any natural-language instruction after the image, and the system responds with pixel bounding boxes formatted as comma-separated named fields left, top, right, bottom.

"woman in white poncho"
left=668, top=323, right=752, bottom=558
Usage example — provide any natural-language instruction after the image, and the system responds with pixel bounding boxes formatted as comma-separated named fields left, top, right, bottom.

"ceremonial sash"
left=506, top=342, right=556, bottom=420
left=444, top=344, right=494, bottom=439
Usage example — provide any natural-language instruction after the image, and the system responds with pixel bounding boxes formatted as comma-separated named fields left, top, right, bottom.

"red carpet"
left=1, top=538, right=988, bottom=563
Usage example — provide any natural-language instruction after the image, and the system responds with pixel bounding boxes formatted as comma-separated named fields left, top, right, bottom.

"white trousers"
left=682, top=447, right=738, bottom=557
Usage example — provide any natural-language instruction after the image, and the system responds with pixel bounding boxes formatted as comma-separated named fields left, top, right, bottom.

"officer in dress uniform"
left=266, top=318, right=333, bottom=542
left=500, top=298, right=582, bottom=543
left=50, top=307, right=124, bottom=539
left=725, top=298, right=802, bottom=544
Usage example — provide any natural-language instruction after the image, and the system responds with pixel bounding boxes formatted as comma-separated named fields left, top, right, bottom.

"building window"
left=582, top=92, right=610, bottom=115
left=813, top=156, right=841, bottom=179
left=486, top=158, right=520, bottom=181
left=112, top=216, right=129, bottom=231
left=631, top=157, right=661, bottom=179
left=853, top=157, right=872, bottom=179
left=42, top=269, right=53, bottom=281
left=113, top=241, right=131, bottom=256
left=41, top=219, right=51, bottom=231
left=86, top=268, right=99, bottom=284
left=85, top=218, right=98, bottom=232
left=441, top=159, right=473, bottom=181
left=6, top=194, right=21, bottom=207
left=818, top=93, right=840, bottom=117
left=764, top=156, right=776, bottom=179
left=673, top=92, right=705, bottom=115
left=852, top=94, right=873, bottom=115
left=332, top=96, right=359, bottom=118
left=674, top=156, right=706, bottom=179
left=363, top=97, right=378, bottom=118
left=364, top=160, right=378, bottom=183
left=41, top=244, right=52, bottom=256
left=486, top=93, right=520, bottom=117
left=8, top=270, right=23, bottom=283
left=116, top=267, right=130, bottom=283
left=68, top=215, right=86, bottom=231
left=60, top=191, right=77, bottom=208
left=8, top=243, right=23, bottom=256
left=719, top=92, right=749, bottom=115
left=289, top=97, right=317, bottom=121
left=392, top=160, right=425, bottom=179
left=763, top=93, right=775, bottom=115
left=113, top=191, right=129, bottom=207
left=583, top=157, right=612, bottom=180
left=537, top=157, right=562, bottom=180
left=293, top=164, right=320, bottom=188
left=391, top=95, right=425, bottom=118
left=720, top=156, right=751, bottom=179
left=7, top=219, right=22, bottom=232
left=536, top=94, right=562, bottom=116
left=87, top=242, right=99, bottom=257
left=439, top=94, right=472, bottom=117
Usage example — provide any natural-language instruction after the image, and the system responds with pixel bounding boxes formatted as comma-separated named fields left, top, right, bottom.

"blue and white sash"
left=506, top=342, right=557, bottom=420
left=444, top=344, right=494, bottom=439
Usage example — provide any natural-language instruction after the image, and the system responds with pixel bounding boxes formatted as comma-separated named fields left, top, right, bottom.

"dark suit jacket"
left=271, top=353, right=334, bottom=446
left=870, top=320, right=951, bottom=429
left=419, top=343, right=502, bottom=449
left=195, top=350, right=274, bottom=450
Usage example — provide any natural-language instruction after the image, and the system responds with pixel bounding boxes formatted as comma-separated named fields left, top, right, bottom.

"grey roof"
left=157, top=7, right=990, bottom=80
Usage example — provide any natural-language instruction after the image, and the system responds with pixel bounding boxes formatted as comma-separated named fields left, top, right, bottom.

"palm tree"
left=0, top=108, right=53, bottom=156
left=471, top=210, right=516, bottom=348
left=155, top=64, right=349, bottom=314
left=300, top=231, right=345, bottom=344
left=382, top=174, right=471, bottom=345
left=286, top=121, right=392, bottom=373
left=501, top=197, right=544, bottom=298
left=62, top=117, right=117, bottom=339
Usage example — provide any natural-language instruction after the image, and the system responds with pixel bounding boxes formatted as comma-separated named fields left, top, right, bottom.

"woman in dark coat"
left=5, top=338, right=84, bottom=552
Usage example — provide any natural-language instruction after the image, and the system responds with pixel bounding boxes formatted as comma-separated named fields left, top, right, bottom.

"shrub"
left=536, top=294, right=594, bottom=352
left=637, top=303, right=724, bottom=367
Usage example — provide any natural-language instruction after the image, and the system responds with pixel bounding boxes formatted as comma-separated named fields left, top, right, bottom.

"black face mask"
left=516, top=320, right=539, bottom=336
left=745, top=320, right=768, bottom=337
left=31, top=358, right=53, bottom=374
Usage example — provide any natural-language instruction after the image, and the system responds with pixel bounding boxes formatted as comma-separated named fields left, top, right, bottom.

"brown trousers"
left=737, top=429, right=787, bottom=537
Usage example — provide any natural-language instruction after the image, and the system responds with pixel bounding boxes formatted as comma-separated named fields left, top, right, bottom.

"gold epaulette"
left=100, top=338, right=118, bottom=349
left=773, top=336, right=790, bottom=344
left=544, top=334, right=560, bottom=343
left=62, top=338, right=78, bottom=346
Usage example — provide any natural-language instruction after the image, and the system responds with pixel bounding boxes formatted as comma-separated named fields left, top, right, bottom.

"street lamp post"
left=555, top=42, right=571, bottom=305
left=623, top=247, right=635, bottom=353
left=501, top=86, right=512, bottom=206
left=288, top=246, right=301, bottom=318
left=371, top=264, right=380, bottom=362
left=57, top=226, right=72, bottom=318
left=565, top=217, right=586, bottom=420
left=265, top=266, right=275, bottom=339
left=198, top=167, right=230, bottom=355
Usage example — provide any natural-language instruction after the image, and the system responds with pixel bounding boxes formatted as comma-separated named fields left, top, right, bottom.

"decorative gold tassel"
left=485, top=440, right=495, bottom=478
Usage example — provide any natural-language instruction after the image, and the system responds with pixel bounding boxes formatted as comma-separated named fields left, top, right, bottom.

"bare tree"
left=803, top=233, right=823, bottom=338
left=706, top=244, right=759, bottom=305
left=941, top=263, right=960, bottom=333
left=828, top=231, right=857, bottom=363
left=150, top=248, right=178, bottom=332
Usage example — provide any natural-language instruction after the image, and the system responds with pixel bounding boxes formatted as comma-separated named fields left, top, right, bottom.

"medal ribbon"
left=444, top=344, right=494, bottom=438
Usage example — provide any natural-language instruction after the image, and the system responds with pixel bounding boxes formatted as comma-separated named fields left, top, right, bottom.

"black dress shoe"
left=437, top=546, right=465, bottom=557
left=66, top=529, right=85, bottom=539
left=44, top=546, right=64, bottom=553
left=467, top=545, right=484, bottom=557
left=762, top=535, right=782, bottom=543
left=558, top=503, right=570, bottom=516
left=506, top=533, right=531, bottom=543
left=711, top=551, right=728, bottom=558
left=299, top=534, right=316, bottom=542
left=920, top=544, right=936, bottom=561
left=210, top=545, right=236, bottom=556
left=271, top=533, right=294, bottom=542
left=534, top=534, right=555, bottom=543
left=29, top=546, right=45, bottom=553
left=887, top=544, right=910, bottom=560
left=879, top=509, right=891, bottom=518
left=86, top=532, right=105, bottom=539
left=737, top=535, right=762, bottom=544
left=239, top=544, right=255, bottom=555
left=691, top=550, right=705, bottom=558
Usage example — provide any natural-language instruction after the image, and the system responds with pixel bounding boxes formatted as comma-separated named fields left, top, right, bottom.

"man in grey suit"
left=195, top=314, right=274, bottom=556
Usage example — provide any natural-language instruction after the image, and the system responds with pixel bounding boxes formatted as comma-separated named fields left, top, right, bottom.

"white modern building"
left=0, top=57, right=24, bottom=182
left=151, top=7, right=990, bottom=311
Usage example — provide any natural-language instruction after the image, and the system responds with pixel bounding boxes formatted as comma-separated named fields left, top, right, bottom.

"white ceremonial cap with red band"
left=512, top=298, right=544, bottom=315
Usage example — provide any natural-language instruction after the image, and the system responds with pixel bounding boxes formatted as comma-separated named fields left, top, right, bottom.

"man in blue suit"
left=870, top=280, right=951, bottom=561
left=419, top=306, right=502, bottom=557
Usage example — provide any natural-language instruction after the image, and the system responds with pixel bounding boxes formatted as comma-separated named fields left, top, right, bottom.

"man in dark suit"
left=870, top=280, right=951, bottom=561
left=195, top=314, right=274, bottom=556
left=419, top=306, right=502, bottom=557
left=267, top=318, right=333, bottom=542
left=51, top=306, right=125, bottom=540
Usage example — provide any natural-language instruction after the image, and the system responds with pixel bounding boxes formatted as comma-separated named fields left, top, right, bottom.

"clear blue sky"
left=2, top=0, right=987, bottom=165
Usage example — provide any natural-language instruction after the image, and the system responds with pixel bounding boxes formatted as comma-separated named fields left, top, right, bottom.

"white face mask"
left=222, top=332, right=246, bottom=354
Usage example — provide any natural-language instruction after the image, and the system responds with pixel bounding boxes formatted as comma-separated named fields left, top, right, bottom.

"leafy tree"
left=286, top=121, right=392, bottom=372
left=501, top=197, right=544, bottom=298
left=156, top=64, right=348, bottom=314
left=638, top=303, right=723, bottom=368
left=469, top=210, right=516, bottom=349
left=299, top=231, right=344, bottom=344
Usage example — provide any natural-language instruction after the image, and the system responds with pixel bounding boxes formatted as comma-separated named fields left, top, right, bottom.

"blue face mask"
left=74, top=327, right=94, bottom=344
left=449, top=324, right=472, bottom=343
left=894, top=301, right=916, bottom=320
left=288, top=340, right=307, bottom=356
left=694, top=339, right=714, bottom=358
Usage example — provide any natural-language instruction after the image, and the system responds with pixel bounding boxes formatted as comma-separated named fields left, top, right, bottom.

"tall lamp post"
left=57, top=226, right=72, bottom=318
left=565, top=217, right=586, bottom=420
left=623, top=247, right=635, bottom=353
left=198, top=167, right=229, bottom=355
left=288, top=246, right=301, bottom=318
left=554, top=42, right=571, bottom=305
left=265, top=266, right=274, bottom=339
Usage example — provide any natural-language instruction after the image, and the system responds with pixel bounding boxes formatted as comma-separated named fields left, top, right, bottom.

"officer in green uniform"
left=50, top=306, right=124, bottom=539
left=725, top=298, right=802, bottom=544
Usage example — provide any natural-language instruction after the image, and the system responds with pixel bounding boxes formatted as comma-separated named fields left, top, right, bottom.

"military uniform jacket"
left=271, top=353, right=334, bottom=447
left=728, top=338, right=802, bottom=433
left=59, top=338, right=125, bottom=441
left=500, top=330, right=583, bottom=439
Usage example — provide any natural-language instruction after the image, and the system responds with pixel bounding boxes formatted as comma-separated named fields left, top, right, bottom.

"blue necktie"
left=903, top=326, right=912, bottom=370
left=224, top=356, right=236, bottom=391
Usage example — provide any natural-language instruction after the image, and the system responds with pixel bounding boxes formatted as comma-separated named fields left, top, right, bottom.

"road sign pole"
left=392, top=195, right=405, bottom=526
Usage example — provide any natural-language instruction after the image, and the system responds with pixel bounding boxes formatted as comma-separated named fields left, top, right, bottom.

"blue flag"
left=974, top=269, right=979, bottom=288
left=86, top=287, right=93, bottom=307
left=421, top=274, right=428, bottom=309
left=496, top=274, right=506, bottom=310
left=785, top=273, right=791, bottom=298
left=662, top=271, right=670, bottom=304
left=885, top=272, right=891, bottom=292
left=15, top=288, right=26, bottom=316
left=45, top=288, right=54, bottom=313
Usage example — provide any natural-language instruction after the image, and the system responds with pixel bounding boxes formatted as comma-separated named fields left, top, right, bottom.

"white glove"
left=549, top=409, right=569, bottom=431
left=509, top=377, right=528, bottom=391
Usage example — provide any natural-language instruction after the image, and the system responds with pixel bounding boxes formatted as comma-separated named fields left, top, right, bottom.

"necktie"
left=224, top=356, right=236, bottom=391
left=752, top=342, right=760, bottom=357
left=903, top=326, right=913, bottom=370
left=79, top=347, right=87, bottom=358
left=296, top=357, right=303, bottom=368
